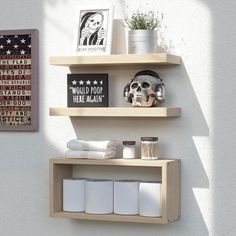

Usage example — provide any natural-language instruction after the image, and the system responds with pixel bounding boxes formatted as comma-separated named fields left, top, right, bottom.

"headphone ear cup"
left=156, top=83, right=165, bottom=103
left=123, top=83, right=132, bottom=103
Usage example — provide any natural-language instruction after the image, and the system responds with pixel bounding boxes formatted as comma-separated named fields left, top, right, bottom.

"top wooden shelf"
left=49, top=53, right=181, bottom=67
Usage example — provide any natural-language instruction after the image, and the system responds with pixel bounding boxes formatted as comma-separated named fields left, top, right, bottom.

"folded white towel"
left=65, top=150, right=116, bottom=159
left=67, top=139, right=117, bottom=152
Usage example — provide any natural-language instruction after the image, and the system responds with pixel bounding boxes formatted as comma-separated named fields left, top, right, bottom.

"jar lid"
left=123, top=141, right=136, bottom=145
left=141, top=137, right=158, bottom=141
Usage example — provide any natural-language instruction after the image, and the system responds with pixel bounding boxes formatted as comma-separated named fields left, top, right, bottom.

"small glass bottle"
left=122, top=141, right=136, bottom=159
left=141, top=137, right=158, bottom=160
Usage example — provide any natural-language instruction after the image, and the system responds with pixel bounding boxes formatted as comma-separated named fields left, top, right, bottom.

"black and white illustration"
left=79, top=11, right=107, bottom=46
left=76, top=6, right=113, bottom=55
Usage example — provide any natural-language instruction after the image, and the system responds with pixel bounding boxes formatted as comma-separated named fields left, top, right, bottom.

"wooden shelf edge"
left=51, top=211, right=163, bottom=224
left=49, top=107, right=181, bottom=117
left=50, top=158, right=179, bottom=167
left=49, top=53, right=181, bottom=66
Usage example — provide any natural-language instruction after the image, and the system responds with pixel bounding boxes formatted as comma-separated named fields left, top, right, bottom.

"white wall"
left=0, top=0, right=236, bottom=235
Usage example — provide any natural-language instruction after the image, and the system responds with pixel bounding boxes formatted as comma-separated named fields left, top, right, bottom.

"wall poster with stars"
left=67, top=74, right=108, bottom=107
left=0, top=29, right=38, bottom=131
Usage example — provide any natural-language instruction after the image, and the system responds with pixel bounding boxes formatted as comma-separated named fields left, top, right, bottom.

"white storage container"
left=85, top=179, right=113, bottom=214
left=114, top=180, right=139, bottom=215
left=139, top=182, right=161, bottom=217
left=63, top=178, right=85, bottom=212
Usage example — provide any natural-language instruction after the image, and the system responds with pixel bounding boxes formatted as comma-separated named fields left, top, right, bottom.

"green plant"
left=124, top=11, right=163, bottom=30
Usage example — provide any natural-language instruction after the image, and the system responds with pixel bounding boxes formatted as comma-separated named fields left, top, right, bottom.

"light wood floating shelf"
left=51, top=157, right=177, bottom=167
left=49, top=107, right=181, bottom=117
left=49, top=158, right=180, bottom=224
left=49, top=53, right=181, bottom=66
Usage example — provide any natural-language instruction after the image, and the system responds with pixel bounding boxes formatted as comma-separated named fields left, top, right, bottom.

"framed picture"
left=0, top=29, right=38, bottom=131
left=67, top=74, right=108, bottom=107
left=75, top=6, right=113, bottom=55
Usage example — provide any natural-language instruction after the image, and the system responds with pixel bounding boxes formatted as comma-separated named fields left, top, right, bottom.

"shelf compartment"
left=49, top=107, right=181, bottom=117
left=49, top=158, right=180, bottom=224
left=49, top=53, right=181, bottom=66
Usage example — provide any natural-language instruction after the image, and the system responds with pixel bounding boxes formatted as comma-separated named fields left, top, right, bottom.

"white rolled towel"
left=67, top=139, right=117, bottom=153
left=65, top=150, right=116, bottom=159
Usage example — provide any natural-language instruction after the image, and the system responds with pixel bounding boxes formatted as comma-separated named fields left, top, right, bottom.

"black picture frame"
left=67, top=74, right=108, bottom=107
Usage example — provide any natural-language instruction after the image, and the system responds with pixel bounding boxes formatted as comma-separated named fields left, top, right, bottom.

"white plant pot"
left=128, top=30, right=157, bottom=54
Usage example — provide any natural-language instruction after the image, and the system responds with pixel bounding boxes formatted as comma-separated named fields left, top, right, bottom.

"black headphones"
left=123, top=70, right=164, bottom=103
left=131, top=70, right=162, bottom=83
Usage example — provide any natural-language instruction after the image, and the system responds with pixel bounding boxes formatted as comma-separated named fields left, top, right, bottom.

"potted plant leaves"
left=124, top=11, right=163, bottom=54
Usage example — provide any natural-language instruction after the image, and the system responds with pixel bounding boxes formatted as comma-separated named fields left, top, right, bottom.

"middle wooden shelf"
left=51, top=157, right=177, bottom=167
left=49, top=107, right=181, bottom=117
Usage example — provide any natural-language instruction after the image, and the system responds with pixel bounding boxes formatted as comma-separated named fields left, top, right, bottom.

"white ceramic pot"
left=128, top=30, right=157, bottom=54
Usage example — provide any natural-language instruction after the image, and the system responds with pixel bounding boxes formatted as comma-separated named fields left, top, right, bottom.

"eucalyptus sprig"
left=124, top=11, right=163, bottom=30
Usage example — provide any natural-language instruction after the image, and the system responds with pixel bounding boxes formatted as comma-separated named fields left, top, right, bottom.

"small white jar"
left=122, top=141, right=136, bottom=159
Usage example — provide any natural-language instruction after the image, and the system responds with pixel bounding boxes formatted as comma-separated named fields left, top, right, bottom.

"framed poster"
left=0, top=29, right=38, bottom=131
left=67, top=74, right=108, bottom=107
left=75, top=6, right=113, bottom=55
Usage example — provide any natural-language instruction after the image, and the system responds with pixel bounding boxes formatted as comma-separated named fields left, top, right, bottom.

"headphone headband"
left=134, top=70, right=160, bottom=79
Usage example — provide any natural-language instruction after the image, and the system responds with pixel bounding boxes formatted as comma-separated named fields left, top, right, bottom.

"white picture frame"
left=75, top=6, right=114, bottom=55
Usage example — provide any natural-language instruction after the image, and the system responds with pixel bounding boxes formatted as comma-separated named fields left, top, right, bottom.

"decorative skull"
left=123, top=70, right=165, bottom=107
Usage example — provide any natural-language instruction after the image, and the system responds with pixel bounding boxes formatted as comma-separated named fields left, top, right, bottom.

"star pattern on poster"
left=0, top=30, right=38, bottom=130
left=86, top=80, right=91, bottom=85
left=72, top=80, right=77, bottom=85
left=72, top=79, right=105, bottom=86
left=0, top=34, right=31, bottom=55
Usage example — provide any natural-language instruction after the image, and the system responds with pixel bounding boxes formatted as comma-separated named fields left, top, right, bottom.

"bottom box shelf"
left=52, top=211, right=162, bottom=224
left=49, top=158, right=180, bottom=224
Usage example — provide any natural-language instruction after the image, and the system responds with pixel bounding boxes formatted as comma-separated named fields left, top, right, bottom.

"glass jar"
left=141, top=137, right=158, bottom=160
left=122, top=141, right=136, bottom=159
